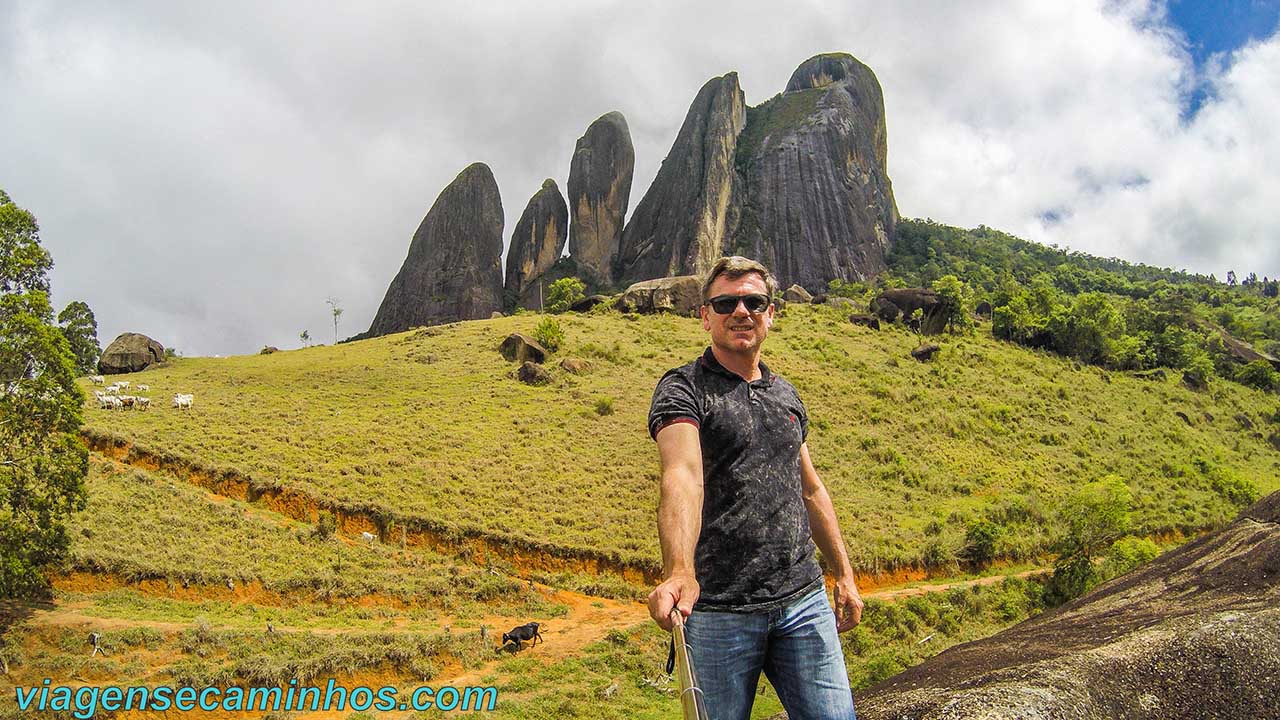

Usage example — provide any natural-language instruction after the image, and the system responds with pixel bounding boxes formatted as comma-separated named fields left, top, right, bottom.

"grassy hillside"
left=80, top=304, right=1280, bottom=575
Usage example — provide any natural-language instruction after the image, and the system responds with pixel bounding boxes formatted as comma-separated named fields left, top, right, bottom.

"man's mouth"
left=729, top=325, right=754, bottom=331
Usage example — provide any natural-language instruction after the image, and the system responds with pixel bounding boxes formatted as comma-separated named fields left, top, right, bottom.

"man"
left=646, top=256, right=862, bottom=720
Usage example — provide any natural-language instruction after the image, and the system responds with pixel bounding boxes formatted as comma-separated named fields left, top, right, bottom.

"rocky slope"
left=366, top=163, right=504, bottom=335
left=504, top=179, right=568, bottom=310
left=851, top=491, right=1280, bottom=720
left=567, top=111, right=634, bottom=287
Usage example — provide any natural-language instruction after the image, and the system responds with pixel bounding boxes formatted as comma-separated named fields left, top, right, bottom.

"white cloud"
left=1, top=0, right=1274, bottom=355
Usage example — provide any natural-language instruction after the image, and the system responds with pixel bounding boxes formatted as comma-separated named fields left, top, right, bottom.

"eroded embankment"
left=84, top=429, right=662, bottom=585
left=82, top=429, right=1182, bottom=595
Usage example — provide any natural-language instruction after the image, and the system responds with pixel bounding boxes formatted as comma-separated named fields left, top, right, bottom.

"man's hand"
left=648, top=573, right=700, bottom=631
left=832, top=575, right=864, bottom=632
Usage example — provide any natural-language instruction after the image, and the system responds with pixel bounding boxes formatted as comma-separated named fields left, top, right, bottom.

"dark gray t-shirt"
left=648, top=348, right=824, bottom=612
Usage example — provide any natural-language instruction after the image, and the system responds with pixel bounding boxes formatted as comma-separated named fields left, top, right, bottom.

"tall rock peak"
left=615, top=73, right=745, bottom=284
left=504, top=179, right=568, bottom=310
left=366, top=162, right=504, bottom=336
left=730, top=53, right=898, bottom=289
left=784, top=52, right=861, bottom=91
left=567, top=111, right=634, bottom=286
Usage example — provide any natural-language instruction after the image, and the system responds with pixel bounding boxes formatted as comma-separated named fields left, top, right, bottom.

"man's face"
left=700, top=272, right=774, bottom=354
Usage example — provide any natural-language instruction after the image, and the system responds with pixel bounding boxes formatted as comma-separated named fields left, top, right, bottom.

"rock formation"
left=615, top=74, right=746, bottom=284
left=367, top=163, right=504, bottom=336
left=567, top=112, right=634, bottom=286
left=613, top=276, right=702, bottom=316
left=730, top=53, right=898, bottom=291
left=849, top=491, right=1280, bottom=720
left=98, top=333, right=165, bottom=374
left=504, top=179, right=568, bottom=310
left=614, top=54, right=897, bottom=291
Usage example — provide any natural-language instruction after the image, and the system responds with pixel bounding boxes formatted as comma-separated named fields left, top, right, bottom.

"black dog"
left=501, top=622, right=542, bottom=649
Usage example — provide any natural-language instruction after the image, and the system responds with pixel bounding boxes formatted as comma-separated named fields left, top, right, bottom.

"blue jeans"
left=684, top=586, right=856, bottom=720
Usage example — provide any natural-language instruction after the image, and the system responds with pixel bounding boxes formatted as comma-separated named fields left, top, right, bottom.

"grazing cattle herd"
left=90, top=377, right=193, bottom=412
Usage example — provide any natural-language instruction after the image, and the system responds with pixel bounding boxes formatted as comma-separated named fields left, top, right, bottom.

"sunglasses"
left=705, top=293, right=771, bottom=314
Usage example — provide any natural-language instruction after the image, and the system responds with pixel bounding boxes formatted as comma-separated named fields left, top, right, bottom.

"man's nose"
left=731, top=300, right=750, bottom=317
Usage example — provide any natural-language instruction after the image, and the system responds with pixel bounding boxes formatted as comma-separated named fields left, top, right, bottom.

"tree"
left=325, top=297, right=343, bottom=344
left=57, top=300, right=101, bottom=374
left=545, top=277, right=586, bottom=314
left=299, top=329, right=311, bottom=347
left=931, top=274, right=974, bottom=333
left=0, top=189, right=88, bottom=598
left=1046, top=475, right=1132, bottom=604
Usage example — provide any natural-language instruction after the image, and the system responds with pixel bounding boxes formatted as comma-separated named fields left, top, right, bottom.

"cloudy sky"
left=3, top=0, right=1277, bottom=356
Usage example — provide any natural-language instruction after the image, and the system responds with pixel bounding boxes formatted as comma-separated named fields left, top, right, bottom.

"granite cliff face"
left=730, top=53, right=898, bottom=291
left=567, top=112, right=634, bottom=286
left=367, top=163, right=504, bottom=335
left=847, top=491, right=1280, bottom=720
left=504, top=179, right=568, bottom=310
left=615, top=73, right=746, bottom=285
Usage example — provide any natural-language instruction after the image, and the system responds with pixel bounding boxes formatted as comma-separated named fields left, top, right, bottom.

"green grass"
left=69, top=459, right=567, bottom=617
left=409, top=578, right=1049, bottom=719
left=81, top=306, right=1280, bottom=575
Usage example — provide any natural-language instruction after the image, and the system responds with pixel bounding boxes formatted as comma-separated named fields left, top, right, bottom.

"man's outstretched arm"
left=647, top=422, right=703, bottom=631
left=799, top=442, right=864, bottom=631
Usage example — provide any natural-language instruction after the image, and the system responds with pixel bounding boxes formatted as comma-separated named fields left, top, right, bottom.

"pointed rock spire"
left=366, top=163, right=504, bottom=336
left=615, top=74, right=745, bottom=285
left=504, top=179, right=568, bottom=310
left=567, top=111, right=634, bottom=286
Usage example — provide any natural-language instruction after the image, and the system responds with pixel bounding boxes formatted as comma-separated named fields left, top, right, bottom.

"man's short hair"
left=701, top=256, right=778, bottom=302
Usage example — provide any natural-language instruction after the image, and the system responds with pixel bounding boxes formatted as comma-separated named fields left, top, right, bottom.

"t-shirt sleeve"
left=648, top=369, right=701, bottom=440
left=795, top=389, right=810, bottom=443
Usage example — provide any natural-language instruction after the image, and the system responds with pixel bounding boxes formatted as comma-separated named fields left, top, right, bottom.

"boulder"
left=613, top=276, right=702, bottom=316
left=824, top=296, right=856, bottom=311
left=516, top=361, right=551, bottom=386
left=559, top=358, right=592, bottom=374
left=783, top=284, right=813, bottom=304
left=1183, top=370, right=1209, bottom=391
left=975, top=300, right=993, bottom=318
left=1205, top=323, right=1280, bottom=370
left=810, top=294, right=828, bottom=305
left=910, top=343, right=940, bottom=362
left=848, top=314, right=880, bottom=330
left=260, top=346, right=279, bottom=355
left=504, top=179, right=568, bottom=310
left=729, top=53, right=898, bottom=289
left=569, top=294, right=610, bottom=313
left=1131, top=368, right=1167, bottom=381
left=873, top=288, right=948, bottom=335
left=490, top=311, right=504, bottom=319
left=98, top=333, right=165, bottom=374
left=567, top=112, right=635, bottom=285
left=615, top=73, right=746, bottom=284
left=849, top=492, right=1280, bottom=720
left=366, top=163, right=504, bottom=337
left=869, top=296, right=900, bottom=322
left=499, top=334, right=547, bottom=365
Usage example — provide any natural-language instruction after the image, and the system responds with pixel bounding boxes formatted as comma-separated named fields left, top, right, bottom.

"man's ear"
left=700, top=304, right=710, bottom=331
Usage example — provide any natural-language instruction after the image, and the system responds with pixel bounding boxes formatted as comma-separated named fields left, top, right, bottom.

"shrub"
left=594, top=397, right=614, bottom=416
left=962, top=520, right=1001, bottom=568
left=546, top=277, right=586, bottom=314
left=313, top=511, right=337, bottom=540
left=533, top=317, right=564, bottom=352
left=1235, top=360, right=1279, bottom=392
left=1098, top=536, right=1159, bottom=582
